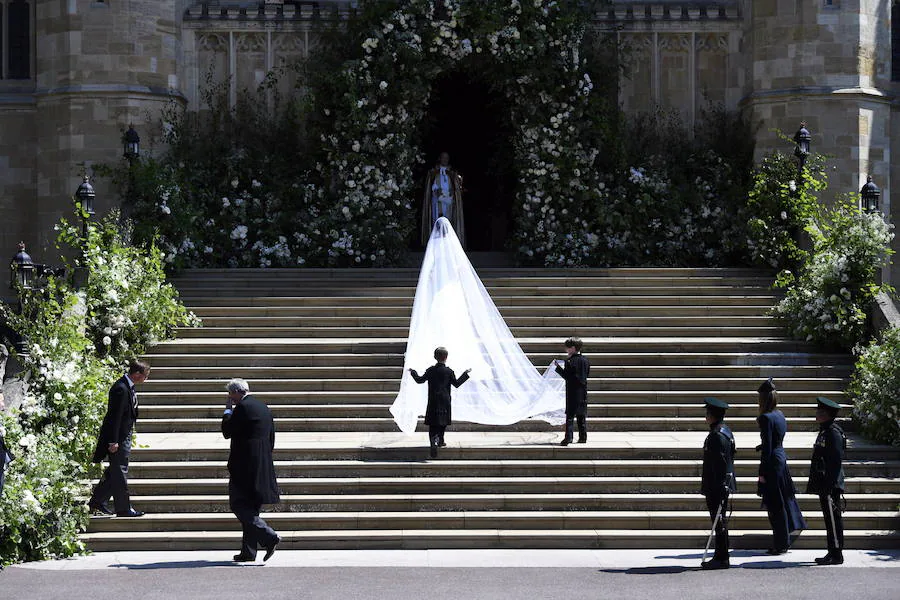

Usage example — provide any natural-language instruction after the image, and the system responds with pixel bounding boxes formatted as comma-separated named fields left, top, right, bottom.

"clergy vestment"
left=421, top=165, right=465, bottom=248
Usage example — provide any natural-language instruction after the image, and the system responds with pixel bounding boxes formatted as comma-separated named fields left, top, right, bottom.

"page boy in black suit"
left=555, top=337, right=590, bottom=446
left=409, top=346, right=470, bottom=458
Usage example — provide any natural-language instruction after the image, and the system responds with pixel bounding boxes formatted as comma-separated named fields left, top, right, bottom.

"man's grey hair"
left=226, top=378, right=250, bottom=395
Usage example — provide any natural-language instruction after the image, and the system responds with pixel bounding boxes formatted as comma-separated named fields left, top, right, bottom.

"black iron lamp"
left=794, top=122, right=811, bottom=168
left=860, top=175, right=881, bottom=213
left=74, top=174, right=96, bottom=219
left=123, top=125, right=140, bottom=161
left=10, top=242, right=35, bottom=291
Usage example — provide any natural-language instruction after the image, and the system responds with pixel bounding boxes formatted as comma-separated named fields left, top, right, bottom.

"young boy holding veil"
left=556, top=337, right=590, bottom=446
left=408, top=346, right=471, bottom=458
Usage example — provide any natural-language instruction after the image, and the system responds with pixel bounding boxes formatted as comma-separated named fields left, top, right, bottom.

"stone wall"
left=28, top=0, right=183, bottom=255
left=0, top=98, right=36, bottom=261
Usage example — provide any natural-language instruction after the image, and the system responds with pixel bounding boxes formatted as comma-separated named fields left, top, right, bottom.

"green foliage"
left=746, top=148, right=828, bottom=271
left=849, top=326, right=900, bottom=445
left=589, top=108, right=755, bottom=266
left=0, top=215, right=197, bottom=565
left=56, top=214, right=200, bottom=356
left=772, top=197, right=894, bottom=350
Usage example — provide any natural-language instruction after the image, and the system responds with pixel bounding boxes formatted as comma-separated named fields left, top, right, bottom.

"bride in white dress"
left=390, top=217, right=565, bottom=434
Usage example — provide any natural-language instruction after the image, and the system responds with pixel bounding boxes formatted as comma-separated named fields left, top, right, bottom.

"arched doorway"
left=420, top=70, right=517, bottom=251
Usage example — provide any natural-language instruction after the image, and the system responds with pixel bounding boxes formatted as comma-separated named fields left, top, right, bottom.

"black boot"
left=701, top=557, right=729, bottom=570
left=815, top=552, right=843, bottom=565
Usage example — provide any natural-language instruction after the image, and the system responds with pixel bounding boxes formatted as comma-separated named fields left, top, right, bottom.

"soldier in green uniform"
left=807, top=396, right=846, bottom=565
left=700, top=397, right=737, bottom=570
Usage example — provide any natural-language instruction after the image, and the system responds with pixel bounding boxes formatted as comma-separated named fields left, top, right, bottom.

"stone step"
left=137, top=403, right=851, bottom=421
left=114, top=493, right=900, bottom=513
left=141, top=352, right=851, bottom=368
left=136, top=416, right=846, bottom=433
left=176, top=287, right=778, bottom=300
left=125, top=459, right=900, bottom=479
left=139, top=377, right=845, bottom=393
left=181, top=295, right=779, bottom=307
left=191, top=316, right=779, bottom=328
left=80, top=528, right=900, bottom=551
left=176, top=267, right=775, bottom=278
left=176, top=271, right=774, bottom=281
left=175, top=275, right=777, bottom=289
left=118, top=476, right=895, bottom=496
left=172, top=326, right=786, bottom=339
left=84, top=510, right=900, bottom=533
left=145, top=338, right=820, bottom=354
left=135, top=390, right=849, bottom=407
left=144, top=365, right=851, bottom=380
left=188, top=305, right=774, bottom=318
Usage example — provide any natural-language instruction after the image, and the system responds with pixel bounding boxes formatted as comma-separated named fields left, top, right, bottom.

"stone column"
left=32, top=0, right=184, bottom=254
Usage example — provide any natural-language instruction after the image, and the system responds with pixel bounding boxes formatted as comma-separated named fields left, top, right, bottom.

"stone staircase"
left=82, top=268, right=900, bottom=551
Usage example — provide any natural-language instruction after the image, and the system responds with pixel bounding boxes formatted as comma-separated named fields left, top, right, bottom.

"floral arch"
left=306, top=0, right=609, bottom=267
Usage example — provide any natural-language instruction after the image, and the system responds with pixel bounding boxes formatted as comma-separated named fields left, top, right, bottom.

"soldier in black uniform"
left=700, top=396, right=737, bottom=570
left=807, top=396, right=846, bottom=565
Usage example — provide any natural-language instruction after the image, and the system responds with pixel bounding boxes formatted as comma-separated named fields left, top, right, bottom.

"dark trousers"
left=429, top=425, right=446, bottom=447
left=705, top=493, right=729, bottom=560
left=764, top=492, right=792, bottom=550
left=564, top=414, right=586, bottom=442
left=819, top=490, right=844, bottom=556
left=229, top=483, right=279, bottom=558
left=90, top=433, right=132, bottom=513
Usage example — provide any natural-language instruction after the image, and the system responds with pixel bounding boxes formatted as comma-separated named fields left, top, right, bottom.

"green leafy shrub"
left=772, top=197, right=894, bottom=350
left=849, top=326, right=900, bottom=445
left=0, top=215, right=197, bottom=565
left=746, top=149, right=827, bottom=271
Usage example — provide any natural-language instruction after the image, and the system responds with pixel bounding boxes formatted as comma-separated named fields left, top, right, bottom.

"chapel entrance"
left=419, top=71, right=517, bottom=252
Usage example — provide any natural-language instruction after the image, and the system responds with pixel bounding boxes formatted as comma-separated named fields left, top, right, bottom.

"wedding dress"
left=390, top=217, right=565, bottom=434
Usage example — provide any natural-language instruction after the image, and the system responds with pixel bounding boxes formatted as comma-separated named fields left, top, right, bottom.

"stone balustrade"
left=185, top=1, right=353, bottom=21
left=184, top=2, right=742, bottom=24
left=599, top=2, right=742, bottom=22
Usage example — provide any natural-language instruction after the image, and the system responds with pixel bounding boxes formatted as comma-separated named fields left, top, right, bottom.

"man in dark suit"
left=88, top=360, right=150, bottom=517
left=700, top=396, right=737, bottom=570
left=222, top=378, right=281, bottom=562
left=555, top=337, right=590, bottom=446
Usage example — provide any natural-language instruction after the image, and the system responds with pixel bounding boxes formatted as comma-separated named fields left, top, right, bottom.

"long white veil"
left=390, top=217, right=566, bottom=434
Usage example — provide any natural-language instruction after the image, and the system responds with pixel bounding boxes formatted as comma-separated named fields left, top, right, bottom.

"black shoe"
left=87, top=500, right=115, bottom=515
left=233, top=553, right=256, bottom=562
left=263, top=536, right=281, bottom=562
left=116, top=509, right=145, bottom=518
left=701, top=558, right=730, bottom=570
left=439, top=441, right=447, bottom=447
left=430, top=446, right=438, bottom=458
left=560, top=439, right=571, bottom=447
left=765, top=547, right=788, bottom=556
left=815, top=553, right=844, bottom=565
left=576, top=438, right=587, bottom=444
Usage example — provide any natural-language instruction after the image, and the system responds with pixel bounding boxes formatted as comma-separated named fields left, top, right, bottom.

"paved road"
left=3, top=550, right=899, bottom=600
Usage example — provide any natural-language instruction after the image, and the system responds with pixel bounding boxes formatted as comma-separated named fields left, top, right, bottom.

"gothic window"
left=1, top=0, right=31, bottom=80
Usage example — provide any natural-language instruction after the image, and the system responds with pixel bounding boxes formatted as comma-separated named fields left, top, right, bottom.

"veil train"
left=390, top=217, right=566, bottom=434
